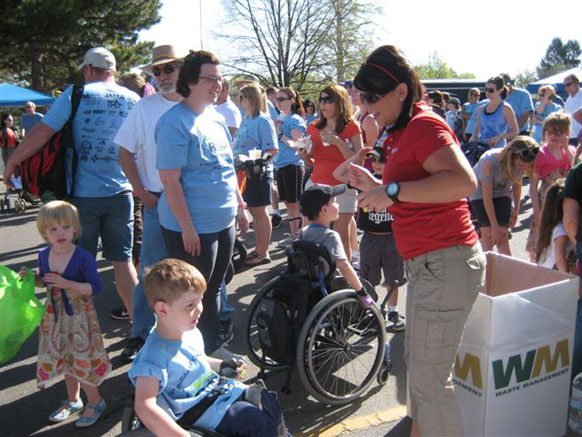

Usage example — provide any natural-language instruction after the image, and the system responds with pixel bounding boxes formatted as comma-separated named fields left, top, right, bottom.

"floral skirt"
left=37, top=289, right=111, bottom=389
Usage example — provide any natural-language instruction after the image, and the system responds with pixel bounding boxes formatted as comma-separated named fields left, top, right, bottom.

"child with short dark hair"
left=20, top=200, right=110, bottom=427
left=299, top=184, right=373, bottom=308
left=129, top=258, right=288, bottom=437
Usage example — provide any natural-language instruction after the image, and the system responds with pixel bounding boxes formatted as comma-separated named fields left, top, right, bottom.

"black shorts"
left=275, top=164, right=304, bottom=203
left=360, top=233, right=407, bottom=288
left=243, top=175, right=272, bottom=207
left=470, top=197, right=512, bottom=227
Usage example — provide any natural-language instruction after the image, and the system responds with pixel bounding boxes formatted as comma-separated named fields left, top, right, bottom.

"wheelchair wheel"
left=243, top=276, right=288, bottom=370
left=296, top=289, right=386, bottom=405
left=232, top=239, right=247, bottom=272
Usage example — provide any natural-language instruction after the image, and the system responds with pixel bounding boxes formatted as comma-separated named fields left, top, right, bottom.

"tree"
left=414, top=51, right=475, bottom=80
left=537, top=37, right=581, bottom=79
left=514, top=69, right=537, bottom=89
left=0, top=0, right=161, bottom=93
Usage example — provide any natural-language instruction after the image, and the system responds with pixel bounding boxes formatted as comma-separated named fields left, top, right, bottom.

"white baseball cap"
left=78, top=47, right=116, bottom=71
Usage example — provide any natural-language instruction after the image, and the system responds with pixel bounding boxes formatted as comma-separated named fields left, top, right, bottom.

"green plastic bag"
left=0, top=265, right=45, bottom=363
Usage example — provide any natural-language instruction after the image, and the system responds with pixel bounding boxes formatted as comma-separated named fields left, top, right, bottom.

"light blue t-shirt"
left=305, top=114, right=317, bottom=126
left=504, top=87, right=533, bottom=132
left=156, top=103, right=237, bottom=234
left=129, top=328, right=245, bottom=429
left=267, top=100, right=279, bottom=121
left=273, top=113, right=305, bottom=169
left=532, top=101, right=562, bottom=143
left=21, top=112, right=44, bottom=132
left=232, top=113, right=278, bottom=164
left=43, top=82, right=138, bottom=197
left=463, top=102, right=480, bottom=134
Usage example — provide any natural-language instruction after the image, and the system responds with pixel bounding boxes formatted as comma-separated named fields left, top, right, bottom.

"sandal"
left=49, top=398, right=84, bottom=423
left=245, top=251, right=272, bottom=266
left=75, top=399, right=106, bottom=428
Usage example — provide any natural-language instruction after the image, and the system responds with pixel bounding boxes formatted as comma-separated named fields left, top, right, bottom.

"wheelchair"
left=243, top=240, right=391, bottom=406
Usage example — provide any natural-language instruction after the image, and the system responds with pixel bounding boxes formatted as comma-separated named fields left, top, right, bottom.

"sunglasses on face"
left=516, top=147, right=539, bottom=162
left=485, top=87, right=496, bottom=94
left=359, top=92, right=385, bottom=105
left=239, top=95, right=248, bottom=101
left=319, top=96, right=334, bottom=104
left=276, top=96, right=291, bottom=102
left=564, top=82, right=574, bottom=87
left=152, top=64, right=176, bottom=77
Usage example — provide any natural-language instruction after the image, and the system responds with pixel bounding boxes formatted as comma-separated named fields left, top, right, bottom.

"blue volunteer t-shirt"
left=273, top=113, right=305, bottom=169
left=267, top=100, right=279, bottom=121
left=232, top=113, right=278, bottom=158
left=129, top=328, right=245, bottom=429
left=504, top=87, right=533, bottom=132
left=463, top=102, right=480, bottom=134
left=532, top=101, right=562, bottom=143
left=43, top=82, right=138, bottom=197
left=21, top=113, right=44, bottom=132
left=156, top=103, right=237, bottom=234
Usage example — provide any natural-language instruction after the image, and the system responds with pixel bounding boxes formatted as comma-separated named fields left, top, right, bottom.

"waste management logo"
left=453, top=339, right=570, bottom=398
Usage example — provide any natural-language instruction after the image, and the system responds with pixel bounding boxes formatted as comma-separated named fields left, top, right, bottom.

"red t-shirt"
left=382, top=103, right=478, bottom=259
left=307, top=119, right=361, bottom=186
left=0, top=128, right=17, bottom=148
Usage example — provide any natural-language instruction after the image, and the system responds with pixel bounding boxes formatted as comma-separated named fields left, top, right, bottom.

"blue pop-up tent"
left=526, top=67, right=582, bottom=96
left=0, top=83, right=55, bottom=107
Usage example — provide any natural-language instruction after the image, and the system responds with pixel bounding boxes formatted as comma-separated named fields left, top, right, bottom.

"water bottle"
left=385, top=341, right=391, bottom=362
left=570, top=372, right=582, bottom=433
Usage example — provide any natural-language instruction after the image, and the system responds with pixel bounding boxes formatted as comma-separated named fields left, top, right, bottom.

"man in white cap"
left=4, top=47, right=139, bottom=324
left=114, top=44, right=184, bottom=361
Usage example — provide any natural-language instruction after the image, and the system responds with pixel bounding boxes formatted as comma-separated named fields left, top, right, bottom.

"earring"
left=399, top=97, right=404, bottom=102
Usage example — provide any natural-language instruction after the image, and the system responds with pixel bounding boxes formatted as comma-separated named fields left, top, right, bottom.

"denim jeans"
left=220, top=281, right=235, bottom=321
left=131, top=205, right=167, bottom=339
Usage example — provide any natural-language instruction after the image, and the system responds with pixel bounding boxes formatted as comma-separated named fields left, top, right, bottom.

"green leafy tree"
left=537, top=37, right=581, bottom=79
left=414, top=51, right=475, bottom=79
left=514, top=69, right=538, bottom=89
left=0, top=0, right=161, bottom=93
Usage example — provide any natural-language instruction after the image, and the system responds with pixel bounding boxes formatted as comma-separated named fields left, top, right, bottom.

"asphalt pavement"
left=0, top=175, right=535, bottom=437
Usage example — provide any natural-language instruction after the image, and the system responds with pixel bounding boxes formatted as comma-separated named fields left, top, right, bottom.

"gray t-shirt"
left=470, top=148, right=518, bottom=201
left=299, top=225, right=347, bottom=261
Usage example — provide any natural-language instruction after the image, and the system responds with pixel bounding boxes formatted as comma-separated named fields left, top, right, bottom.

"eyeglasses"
left=564, top=82, right=574, bottom=88
left=516, top=147, right=539, bottom=162
left=152, top=64, right=176, bottom=77
left=276, top=96, right=291, bottom=102
left=485, top=87, right=496, bottom=94
left=538, top=94, right=545, bottom=98
left=545, top=130, right=566, bottom=136
left=319, top=96, right=334, bottom=104
left=359, top=92, right=386, bottom=105
left=199, top=75, right=223, bottom=85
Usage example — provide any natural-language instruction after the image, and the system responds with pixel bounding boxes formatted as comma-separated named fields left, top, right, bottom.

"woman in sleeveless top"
left=472, top=76, right=518, bottom=148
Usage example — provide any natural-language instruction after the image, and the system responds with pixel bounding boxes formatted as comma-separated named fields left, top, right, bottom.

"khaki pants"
left=404, top=243, right=486, bottom=436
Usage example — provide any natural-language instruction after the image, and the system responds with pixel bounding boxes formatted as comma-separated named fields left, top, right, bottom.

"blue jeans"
left=131, top=204, right=167, bottom=339
left=220, top=281, right=235, bottom=321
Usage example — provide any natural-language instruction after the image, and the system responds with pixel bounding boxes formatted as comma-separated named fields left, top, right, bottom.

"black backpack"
left=20, top=85, right=83, bottom=199
left=256, top=272, right=311, bottom=365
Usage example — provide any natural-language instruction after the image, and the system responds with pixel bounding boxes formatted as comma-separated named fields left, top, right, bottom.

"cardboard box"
left=453, top=252, right=579, bottom=436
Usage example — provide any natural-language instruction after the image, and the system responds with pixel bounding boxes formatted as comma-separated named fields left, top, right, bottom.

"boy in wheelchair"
left=128, top=259, right=289, bottom=437
left=299, top=184, right=374, bottom=308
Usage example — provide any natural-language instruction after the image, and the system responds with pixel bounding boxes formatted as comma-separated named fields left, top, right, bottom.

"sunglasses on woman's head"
left=359, top=92, right=385, bottom=105
left=516, top=147, right=539, bottom=162
left=152, top=64, right=176, bottom=77
left=319, top=96, right=334, bottom=104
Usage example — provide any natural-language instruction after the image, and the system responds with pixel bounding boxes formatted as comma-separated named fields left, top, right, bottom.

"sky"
left=139, top=0, right=581, bottom=80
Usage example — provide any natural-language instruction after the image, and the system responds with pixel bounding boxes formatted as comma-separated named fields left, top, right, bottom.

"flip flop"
left=245, top=251, right=272, bottom=266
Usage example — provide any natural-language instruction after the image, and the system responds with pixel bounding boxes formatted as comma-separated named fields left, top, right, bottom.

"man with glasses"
left=215, top=77, right=242, bottom=138
left=501, top=73, right=534, bottom=136
left=114, top=45, right=184, bottom=362
left=564, top=74, right=582, bottom=147
left=4, top=47, right=139, bottom=326
left=20, top=101, right=44, bottom=137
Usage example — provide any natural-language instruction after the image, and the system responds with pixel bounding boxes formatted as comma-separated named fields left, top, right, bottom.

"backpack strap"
left=63, top=85, right=84, bottom=197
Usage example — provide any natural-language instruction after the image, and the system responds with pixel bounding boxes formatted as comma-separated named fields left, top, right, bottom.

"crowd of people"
left=2, top=42, right=582, bottom=436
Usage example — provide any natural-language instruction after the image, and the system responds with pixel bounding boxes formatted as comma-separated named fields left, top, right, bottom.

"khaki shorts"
left=404, top=243, right=486, bottom=436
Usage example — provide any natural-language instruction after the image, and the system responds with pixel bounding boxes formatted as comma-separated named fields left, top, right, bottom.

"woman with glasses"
left=472, top=76, right=519, bottom=148
left=301, top=83, right=363, bottom=260
left=232, top=83, right=278, bottom=264
left=525, top=113, right=574, bottom=260
left=303, top=98, right=318, bottom=126
left=461, top=88, right=483, bottom=143
left=346, top=45, right=485, bottom=437
left=155, top=51, right=249, bottom=354
left=470, top=136, right=539, bottom=256
left=532, top=85, right=562, bottom=143
left=273, top=87, right=307, bottom=246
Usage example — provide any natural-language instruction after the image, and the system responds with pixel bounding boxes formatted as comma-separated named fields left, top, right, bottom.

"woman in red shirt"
left=1, top=114, right=20, bottom=167
left=300, top=83, right=363, bottom=260
left=348, top=45, right=486, bottom=437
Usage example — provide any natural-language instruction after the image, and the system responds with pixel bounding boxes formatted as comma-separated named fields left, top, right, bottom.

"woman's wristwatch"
left=385, top=182, right=400, bottom=203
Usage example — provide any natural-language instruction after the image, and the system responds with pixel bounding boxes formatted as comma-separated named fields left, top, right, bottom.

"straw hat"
left=141, top=45, right=184, bottom=75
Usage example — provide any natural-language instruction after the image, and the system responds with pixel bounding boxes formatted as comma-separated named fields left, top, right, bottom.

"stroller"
left=0, top=177, right=36, bottom=214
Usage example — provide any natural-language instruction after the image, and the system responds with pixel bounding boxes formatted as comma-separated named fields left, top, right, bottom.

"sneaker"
left=218, top=318, right=234, bottom=346
left=387, top=311, right=406, bottom=332
left=271, top=213, right=282, bottom=229
left=277, top=234, right=296, bottom=249
left=110, top=306, right=130, bottom=321
left=120, top=337, right=145, bottom=363
left=356, top=289, right=373, bottom=309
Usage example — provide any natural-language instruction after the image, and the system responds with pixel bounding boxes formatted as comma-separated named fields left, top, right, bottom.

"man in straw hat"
left=114, top=44, right=185, bottom=362
left=4, top=47, right=140, bottom=324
